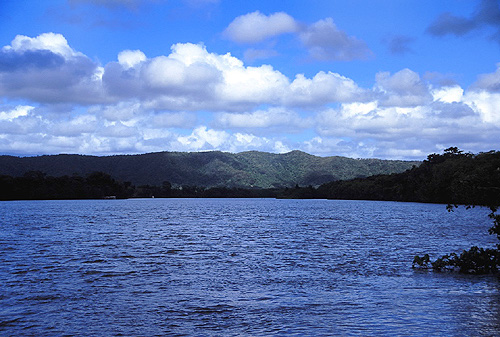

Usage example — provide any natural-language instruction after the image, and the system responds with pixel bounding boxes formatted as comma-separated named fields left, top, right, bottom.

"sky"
left=0, top=0, right=500, bottom=160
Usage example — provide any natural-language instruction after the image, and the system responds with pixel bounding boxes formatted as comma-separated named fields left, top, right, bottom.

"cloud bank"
left=1, top=32, right=499, bottom=159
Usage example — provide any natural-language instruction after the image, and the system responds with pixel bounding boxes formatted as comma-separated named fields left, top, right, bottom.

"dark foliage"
left=0, top=171, right=133, bottom=200
left=413, top=246, right=499, bottom=274
left=0, top=171, right=279, bottom=200
left=282, top=147, right=500, bottom=207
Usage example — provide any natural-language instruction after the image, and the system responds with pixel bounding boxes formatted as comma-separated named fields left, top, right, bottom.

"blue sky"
left=1, top=0, right=499, bottom=159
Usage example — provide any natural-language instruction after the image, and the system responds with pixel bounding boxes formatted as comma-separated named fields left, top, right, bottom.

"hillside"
left=0, top=150, right=419, bottom=189
left=279, top=147, right=500, bottom=206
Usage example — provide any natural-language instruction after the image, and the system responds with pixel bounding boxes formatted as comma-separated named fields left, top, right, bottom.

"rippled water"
left=1, top=198, right=499, bottom=336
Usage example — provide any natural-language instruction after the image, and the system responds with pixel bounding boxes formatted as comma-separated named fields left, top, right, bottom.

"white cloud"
left=463, top=90, right=500, bottom=125
left=0, top=105, right=34, bottom=121
left=177, top=126, right=229, bottom=150
left=101, top=121, right=137, bottom=138
left=1, top=34, right=368, bottom=112
left=104, top=42, right=293, bottom=110
left=3, top=33, right=83, bottom=59
left=117, top=49, right=146, bottom=69
left=285, top=71, right=367, bottom=106
left=0, top=33, right=105, bottom=104
left=312, top=80, right=500, bottom=159
left=432, top=86, right=464, bottom=103
left=218, top=64, right=289, bottom=105
left=223, top=11, right=299, bottom=43
left=302, top=136, right=378, bottom=159
left=0, top=114, right=42, bottom=135
left=272, top=140, right=290, bottom=153
left=50, top=114, right=98, bottom=136
left=214, top=107, right=309, bottom=131
left=375, top=69, right=433, bottom=107
left=144, top=56, right=189, bottom=88
left=99, top=102, right=142, bottom=121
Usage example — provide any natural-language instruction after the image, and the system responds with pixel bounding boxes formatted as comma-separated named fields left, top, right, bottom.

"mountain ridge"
left=0, top=150, right=420, bottom=189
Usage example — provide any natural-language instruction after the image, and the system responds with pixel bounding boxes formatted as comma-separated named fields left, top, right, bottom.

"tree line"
left=281, top=147, right=500, bottom=207
left=0, top=171, right=279, bottom=200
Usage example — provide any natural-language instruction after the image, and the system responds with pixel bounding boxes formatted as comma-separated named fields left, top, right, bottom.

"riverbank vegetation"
left=0, top=171, right=279, bottom=200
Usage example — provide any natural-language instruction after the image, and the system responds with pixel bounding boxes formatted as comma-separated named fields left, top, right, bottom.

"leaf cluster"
left=413, top=246, right=499, bottom=275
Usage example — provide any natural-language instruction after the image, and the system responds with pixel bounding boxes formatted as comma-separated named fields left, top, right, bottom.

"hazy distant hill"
left=0, top=150, right=419, bottom=188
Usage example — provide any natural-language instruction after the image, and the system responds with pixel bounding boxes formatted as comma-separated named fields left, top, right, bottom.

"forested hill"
left=298, top=148, right=500, bottom=207
left=0, top=150, right=418, bottom=189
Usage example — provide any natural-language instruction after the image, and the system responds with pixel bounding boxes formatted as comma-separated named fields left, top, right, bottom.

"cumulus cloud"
left=299, top=18, right=373, bottom=61
left=171, top=126, right=288, bottom=153
left=3, top=33, right=83, bottom=59
left=117, top=49, right=146, bottom=69
left=0, top=33, right=105, bottom=104
left=285, top=71, right=368, bottom=106
left=309, top=65, right=500, bottom=158
left=0, top=106, right=43, bottom=136
left=223, top=11, right=299, bottom=43
left=314, top=99, right=484, bottom=159
left=1, top=33, right=368, bottom=112
left=177, top=126, right=229, bottom=149
left=104, top=42, right=288, bottom=110
left=119, top=45, right=272, bottom=109
left=464, top=90, right=500, bottom=125
left=375, top=69, right=433, bottom=107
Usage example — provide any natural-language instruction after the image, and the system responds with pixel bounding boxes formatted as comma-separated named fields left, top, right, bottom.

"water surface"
left=1, top=198, right=499, bottom=336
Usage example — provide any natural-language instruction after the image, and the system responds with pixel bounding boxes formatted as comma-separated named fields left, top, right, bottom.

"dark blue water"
left=1, top=198, right=499, bottom=336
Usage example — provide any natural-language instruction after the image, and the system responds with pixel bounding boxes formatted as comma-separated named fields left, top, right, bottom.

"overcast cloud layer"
left=1, top=0, right=500, bottom=159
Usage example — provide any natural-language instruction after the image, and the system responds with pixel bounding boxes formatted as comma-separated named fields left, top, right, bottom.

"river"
left=1, top=198, right=499, bottom=336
